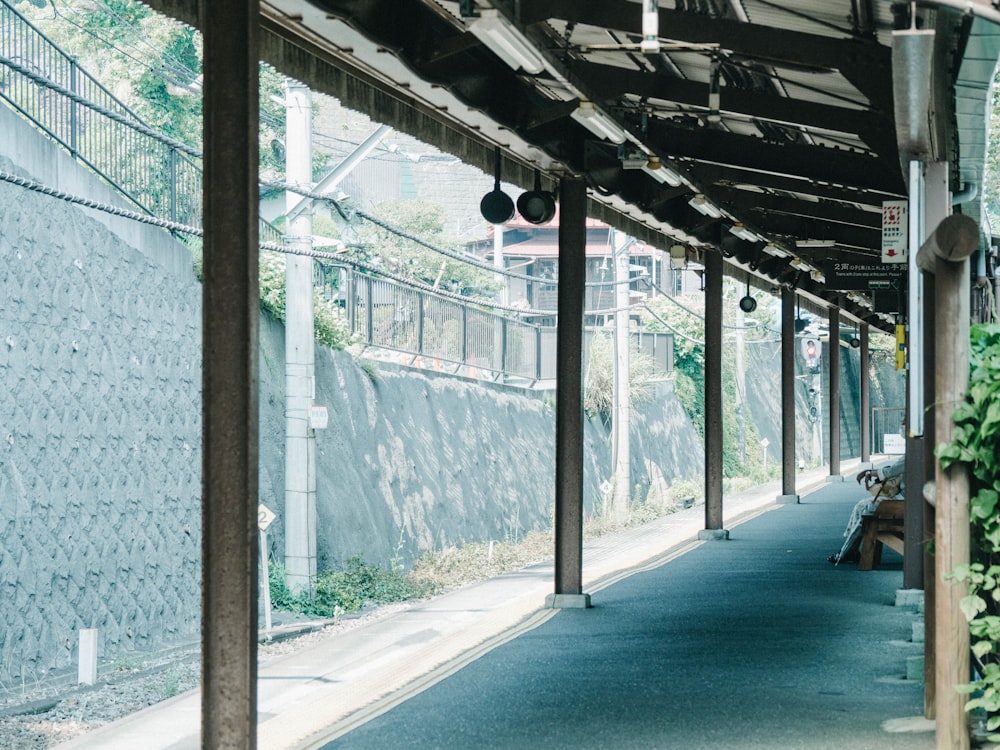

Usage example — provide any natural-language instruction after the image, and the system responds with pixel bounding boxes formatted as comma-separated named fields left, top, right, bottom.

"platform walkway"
left=61, top=464, right=933, bottom=749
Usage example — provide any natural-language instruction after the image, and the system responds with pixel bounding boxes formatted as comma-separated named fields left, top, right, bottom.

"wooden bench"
left=858, top=499, right=905, bottom=571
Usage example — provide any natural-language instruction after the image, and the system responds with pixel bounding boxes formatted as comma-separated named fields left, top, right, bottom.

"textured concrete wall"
left=0, top=105, right=203, bottom=684
left=0, top=99, right=705, bottom=682
left=257, top=316, right=704, bottom=569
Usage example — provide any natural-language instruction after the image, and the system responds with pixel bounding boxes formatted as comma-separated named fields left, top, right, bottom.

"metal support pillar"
left=699, top=249, right=727, bottom=540
left=860, top=324, right=871, bottom=464
left=200, top=1, right=259, bottom=747
left=547, top=175, right=591, bottom=609
left=284, top=82, right=317, bottom=595
left=828, top=306, right=841, bottom=478
left=778, top=287, right=798, bottom=503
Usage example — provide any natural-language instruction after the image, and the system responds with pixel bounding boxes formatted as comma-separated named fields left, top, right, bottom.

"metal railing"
left=332, top=265, right=673, bottom=384
left=0, top=0, right=282, bottom=244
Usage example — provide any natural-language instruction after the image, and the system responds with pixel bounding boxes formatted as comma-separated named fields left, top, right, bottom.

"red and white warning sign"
left=881, top=200, right=908, bottom=264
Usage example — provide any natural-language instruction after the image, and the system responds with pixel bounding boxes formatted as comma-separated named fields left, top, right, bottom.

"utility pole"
left=283, top=80, right=317, bottom=595
left=609, top=229, right=631, bottom=523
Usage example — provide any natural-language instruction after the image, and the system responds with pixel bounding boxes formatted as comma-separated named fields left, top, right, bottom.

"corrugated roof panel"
left=741, top=0, right=859, bottom=40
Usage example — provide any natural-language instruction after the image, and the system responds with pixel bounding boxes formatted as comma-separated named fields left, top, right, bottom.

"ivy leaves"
left=937, top=323, right=1000, bottom=732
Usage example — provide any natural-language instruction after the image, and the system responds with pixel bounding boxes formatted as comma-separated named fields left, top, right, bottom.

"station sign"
left=823, top=260, right=905, bottom=291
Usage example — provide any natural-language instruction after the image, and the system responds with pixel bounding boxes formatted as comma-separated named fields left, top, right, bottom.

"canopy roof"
left=148, top=0, right=1000, bottom=330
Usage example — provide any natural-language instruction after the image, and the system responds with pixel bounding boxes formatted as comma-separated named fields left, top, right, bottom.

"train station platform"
left=61, top=464, right=933, bottom=749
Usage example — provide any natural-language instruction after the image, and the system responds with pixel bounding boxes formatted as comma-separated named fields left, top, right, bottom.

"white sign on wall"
left=881, top=200, right=908, bottom=264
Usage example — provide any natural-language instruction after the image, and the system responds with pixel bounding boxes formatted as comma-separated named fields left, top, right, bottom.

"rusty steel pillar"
left=828, top=305, right=841, bottom=478
left=201, top=1, right=260, bottom=747
left=778, top=287, right=798, bottom=503
left=699, top=248, right=727, bottom=540
left=547, top=174, right=591, bottom=609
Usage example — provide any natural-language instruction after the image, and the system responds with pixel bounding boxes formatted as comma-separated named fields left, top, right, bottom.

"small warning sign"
left=881, top=200, right=908, bottom=264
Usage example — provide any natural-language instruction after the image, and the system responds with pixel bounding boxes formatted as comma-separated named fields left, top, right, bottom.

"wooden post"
left=860, top=324, right=870, bottom=464
left=778, top=288, right=798, bottom=503
left=699, top=249, right=727, bottom=539
left=923, top=274, right=937, bottom=718
left=920, top=213, right=978, bottom=750
left=548, top=174, right=590, bottom=608
left=828, top=306, right=841, bottom=478
left=201, top=1, right=260, bottom=747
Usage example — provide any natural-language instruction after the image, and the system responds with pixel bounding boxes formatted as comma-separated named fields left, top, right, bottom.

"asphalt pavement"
left=60, top=462, right=934, bottom=749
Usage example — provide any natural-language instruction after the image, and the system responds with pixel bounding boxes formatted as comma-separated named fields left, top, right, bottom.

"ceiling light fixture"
left=729, top=222, right=758, bottom=242
left=468, top=9, right=545, bottom=75
left=688, top=193, right=722, bottom=218
left=571, top=101, right=628, bottom=144
left=643, top=157, right=683, bottom=186
left=762, top=243, right=790, bottom=258
left=795, top=238, right=836, bottom=248
left=789, top=257, right=814, bottom=272
left=810, top=269, right=826, bottom=283
left=641, top=0, right=660, bottom=53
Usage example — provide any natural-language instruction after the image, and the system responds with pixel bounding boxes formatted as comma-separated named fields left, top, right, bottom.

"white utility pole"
left=609, top=230, right=632, bottom=522
left=284, top=80, right=317, bottom=595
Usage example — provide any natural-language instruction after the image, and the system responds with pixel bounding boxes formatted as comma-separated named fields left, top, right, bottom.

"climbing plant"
left=937, top=322, right=1000, bottom=734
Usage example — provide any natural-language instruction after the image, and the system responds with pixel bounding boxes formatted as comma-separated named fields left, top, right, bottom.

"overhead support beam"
left=778, top=287, right=799, bottom=504
left=200, top=0, right=260, bottom=747
left=645, top=121, right=905, bottom=195
left=693, top=163, right=904, bottom=206
left=572, top=60, right=893, bottom=150
left=520, top=0, right=894, bottom=104
left=548, top=175, right=591, bottom=610
left=711, top=186, right=882, bottom=230
left=699, top=249, right=728, bottom=541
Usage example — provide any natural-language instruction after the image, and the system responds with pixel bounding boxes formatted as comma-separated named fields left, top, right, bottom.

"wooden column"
left=778, top=287, right=798, bottom=503
left=548, top=175, right=590, bottom=608
left=828, top=306, right=841, bottom=478
left=923, top=273, right=937, bottom=718
left=917, top=213, right=978, bottom=748
left=860, top=324, right=871, bottom=463
left=201, top=1, right=260, bottom=748
left=700, top=249, right=727, bottom=539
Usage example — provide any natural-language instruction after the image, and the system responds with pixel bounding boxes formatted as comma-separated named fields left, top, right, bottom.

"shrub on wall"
left=937, top=323, right=1000, bottom=735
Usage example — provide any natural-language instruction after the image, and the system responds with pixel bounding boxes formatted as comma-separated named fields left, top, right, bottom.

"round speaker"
left=516, top=189, right=556, bottom=225
left=480, top=189, right=515, bottom=224
left=738, top=295, right=757, bottom=313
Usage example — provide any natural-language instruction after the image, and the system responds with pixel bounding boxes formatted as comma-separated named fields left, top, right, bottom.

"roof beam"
left=644, top=119, right=905, bottom=194
left=691, top=162, right=902, bottom=205
left=711, top=186, right=881, bottom=229
left=521, top=0, right=893, bottom=105
left=573, top=60, right=885, bottom=144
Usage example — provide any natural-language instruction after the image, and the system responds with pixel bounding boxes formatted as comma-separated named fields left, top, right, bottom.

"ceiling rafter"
left=519, top=0, right=894, bottom=104
left=569, top=59, right=895, bottom=156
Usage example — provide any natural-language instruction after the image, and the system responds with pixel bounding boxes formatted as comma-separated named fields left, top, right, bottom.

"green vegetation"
left=937, top=323, right=1000, bottom=735
left=583, top=330, right=659, bottom=423
left=348, top=199, right=500, bottom=294
left=642, top=281, right=777, bottom=483
left=269, top=556, right=436, bottom=619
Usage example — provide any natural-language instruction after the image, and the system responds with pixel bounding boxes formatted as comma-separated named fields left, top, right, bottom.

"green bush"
left=937, top=323, right=1000, bottom=736
left=269, top=556, right=435, bottom=619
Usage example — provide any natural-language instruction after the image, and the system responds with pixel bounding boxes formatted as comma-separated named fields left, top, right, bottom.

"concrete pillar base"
left=545, top=593, right=592, bottom=609
left=697, top=529, right=730, bottom=541
left=776, top=494, right=799, bottom=504
left=895, top=588, right=925, bottom=610
left=825, top=474, right=846, bottom=483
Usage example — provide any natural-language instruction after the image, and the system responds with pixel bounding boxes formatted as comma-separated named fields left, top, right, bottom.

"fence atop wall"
left=327, top=265, right=673, bottom=385
left=0, top=0, right=282, bottom=244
